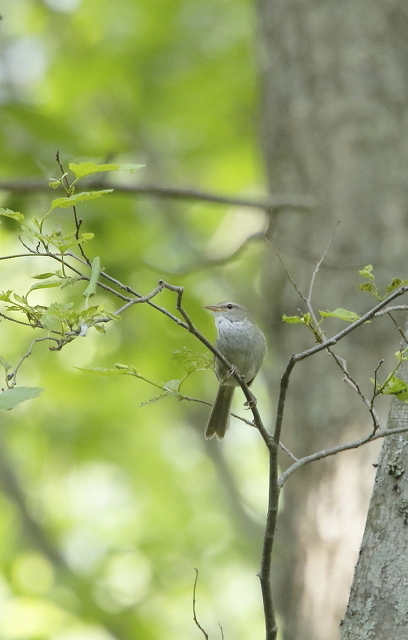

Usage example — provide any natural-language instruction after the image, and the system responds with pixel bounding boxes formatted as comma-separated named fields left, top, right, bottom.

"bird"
left=204, top=301, right=267, bottom=440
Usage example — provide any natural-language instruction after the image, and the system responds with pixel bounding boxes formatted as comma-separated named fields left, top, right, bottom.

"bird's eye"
left=227, top=303, right=233, bottom=309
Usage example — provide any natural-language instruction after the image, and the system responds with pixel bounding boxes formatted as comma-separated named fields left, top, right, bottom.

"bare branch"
left=0, top=311, right=38, bottom=328
left=306, top=222, right=339, bottom=315
left=327, top=348, right=382, bottom=431
left=266, top=241, right=307, bottom=306
left=6, top=337, right=61, bottom=387
left=143, top=232, right=266, bottom=277
left=279, top=441, right=299, bottom=462
left=0, top=178, right=315, bottom=213
left=278, top=424, right=408, bottom=487
left=373, top=305, right=408, bottom=317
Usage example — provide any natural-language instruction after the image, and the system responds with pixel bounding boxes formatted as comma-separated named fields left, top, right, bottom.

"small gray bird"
left=204, top=301, right=267, bottom=440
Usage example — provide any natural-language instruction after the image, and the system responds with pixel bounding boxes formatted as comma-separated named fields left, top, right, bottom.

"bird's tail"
left=205, top=386, right=235, bottom=440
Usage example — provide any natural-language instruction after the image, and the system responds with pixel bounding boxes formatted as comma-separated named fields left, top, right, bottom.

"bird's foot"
left=244, top=390, right=257, bottom=410
left=224, top=365, right=237, bottom=381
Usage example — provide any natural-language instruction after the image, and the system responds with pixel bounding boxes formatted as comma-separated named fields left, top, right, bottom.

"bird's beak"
left=204, top=305, right=225, bottom=312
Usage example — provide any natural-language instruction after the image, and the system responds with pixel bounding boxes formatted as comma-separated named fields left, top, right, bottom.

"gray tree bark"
left=340, top=363, right=408, bottom=639
left=254, top=1, right=408, bottom=638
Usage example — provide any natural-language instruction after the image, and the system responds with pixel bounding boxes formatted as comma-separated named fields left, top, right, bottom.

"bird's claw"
left=244, top=393, right=257, bottom=410
left=224, top=365, right=237, bottom=381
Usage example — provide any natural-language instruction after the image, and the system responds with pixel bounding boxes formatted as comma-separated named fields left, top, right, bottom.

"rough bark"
left=255, top=1, right=408, bottom=638
left=340, top=362, right=408, bottom=639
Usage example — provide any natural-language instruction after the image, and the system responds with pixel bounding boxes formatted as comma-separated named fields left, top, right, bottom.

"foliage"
left=3, top=2, right=408, bottom=640
left=0, top=2, right=266, bottom=638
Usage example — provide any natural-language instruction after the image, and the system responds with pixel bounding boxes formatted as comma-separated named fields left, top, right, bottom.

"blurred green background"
left=0, top=1, right=274, bottom=638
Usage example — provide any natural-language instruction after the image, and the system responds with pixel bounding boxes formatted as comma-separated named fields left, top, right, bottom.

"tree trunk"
left=255, top=1, right=408, bottom=638
left=340, top=360, right=408, bottom=639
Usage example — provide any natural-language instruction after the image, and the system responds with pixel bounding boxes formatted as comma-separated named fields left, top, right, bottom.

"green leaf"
left=377, top=375, right=408, bottom=402
left=83, top=257, right=101, bottom=298
left=359, top=264, right=374, bottom=280
left=282, top=315, right=303, bottom=324
left=0, top=208, right=24, bottom=223
left=93, top=325, right=106, bottom=333
left=395, top=349, right=408, bottom=363
left=47, top=230, right=94, bottom=252
left=171, top=347, right=212, bottom=374
left=386, top=278, right=408, bottom=293
left=27, top=281, right=62, bottom=294
left=50, top=190, right=113, bottom=210
left=0, top=357, right=12, bottom=372
left=162, top=379, right=182, bottom=393
left=32, top=273, right=57, bottom=280
left=69, top=161, right=144, bottom=179
left=319, top=308, right=360, bottom=322
left=115, top=363, right=139, bottom=372
left=358, top=265, right=381, bottom=299
left=76, top=367, right=131, bottom=376
left=282, top=313, right=311, bottom=325
left=69, top=162, right=120, bottom=179
left=357, top=282, right=375, bottom=293
left=0, top=387, right=43, bottom=411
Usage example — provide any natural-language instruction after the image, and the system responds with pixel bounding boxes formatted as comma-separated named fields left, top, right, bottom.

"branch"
left=157, top=281, right=273, bottom=446
left=0, top=178, right=315, bottom=213
left=4, top=229, right=408, bottom=640
left=326, top=348, right=382, bottom=431
left=258, top=447, right=279, bottom=640
left=295, top=285, right=408, bottom=363
left=373, top=305, right=408, bottom=317
left=273, top=286, right=408, bottom=468
left=6, top=337, right=61, bottom=386
left=142, top=232, right=266, bottom=277
left=192, top=569, right=209, bottom=640
left=278, top=424, right=408, bottom=487
left=0, top=437, right=66, bottom=568
left=259, top=284, right=408, bottom=639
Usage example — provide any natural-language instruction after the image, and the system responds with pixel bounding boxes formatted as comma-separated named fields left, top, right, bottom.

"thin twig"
left=306, top=222, right=339, bottom=327
left=266, top=241, right=307, bottom=305
left=372, top=360, right=385, bottom=406
left=192, top=569, right=209, bottom=640
left=55, top=152, right=90, bottom=265
left=6, top=337, right=61, bottom=386
left=279, top=441, right=298, bottom=462
left=385, top=311, right=408, bottom=343
left=327, top=348, right=382, bottom=431
left=373, top=305, right=408, bottom=317
left=0, top=312, right=38, bottom=328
